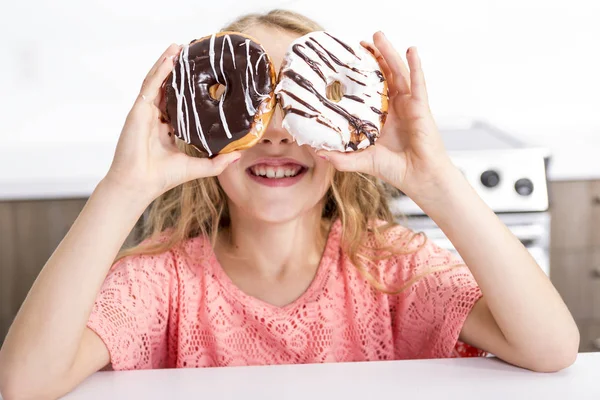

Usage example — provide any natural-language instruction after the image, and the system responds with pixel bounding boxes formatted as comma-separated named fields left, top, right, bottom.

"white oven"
left=385, top=120, right=551, bottom=276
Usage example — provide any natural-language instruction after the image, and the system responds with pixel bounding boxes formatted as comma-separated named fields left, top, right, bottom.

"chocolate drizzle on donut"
left=347, top=76, right=366, bottom=86
left=324, top=32, right=360, bottom=59
left=282, top=70, right=379, bottom=150
left=309, top=38, right=367, bottom=77
left=279, top=89, right=341, bottom=133
left=292, top=44, right=326, bottom=83
left=279, top=89, right=318, bottom=113
left=343, top=94, right=365, bottom=103
left=283, top=107, right=342, bottom=133
left=304, top=41, right=337, bottom=73
left=165, top=33, right=273, bottom=156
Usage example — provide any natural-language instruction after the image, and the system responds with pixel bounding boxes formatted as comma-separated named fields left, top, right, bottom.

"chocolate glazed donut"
left=164, top=32, right=277, bottom=157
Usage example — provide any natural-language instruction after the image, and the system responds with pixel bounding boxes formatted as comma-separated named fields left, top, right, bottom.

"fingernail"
left=231, top=157, right=241, bottom=164
left=318, top=154, right=328, bottom=161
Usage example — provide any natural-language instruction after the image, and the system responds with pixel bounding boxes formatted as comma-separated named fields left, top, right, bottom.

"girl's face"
left=218, top=26, right=334, bottom=223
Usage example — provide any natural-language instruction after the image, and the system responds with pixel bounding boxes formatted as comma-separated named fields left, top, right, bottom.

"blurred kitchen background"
left=0, top=0, right=599, bottom=351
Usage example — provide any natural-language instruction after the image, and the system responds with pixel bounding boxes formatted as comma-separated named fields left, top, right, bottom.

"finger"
left=139, top=44, right=181, bottom=103
left=317, top=147, right=376, bottom=174
left=185, top=151, right=241, bottom=180
left=360, top=40, right=395, bottom=94
left=372, top=32, right=411, bottom=96
left=143, top=43, right=180, bottom=88
left=139, top=52, right=179, bottom=105
left=406, top=47, right=429, bottom=103
left=157, top=122, right=177, bottom=148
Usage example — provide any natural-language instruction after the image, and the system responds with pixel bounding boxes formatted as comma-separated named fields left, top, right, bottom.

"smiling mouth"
left=247, top=164, right=307, bottom=179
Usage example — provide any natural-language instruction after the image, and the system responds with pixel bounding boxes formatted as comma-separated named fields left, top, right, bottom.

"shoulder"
left=111, top=232, right=213, bottom=280
left=357, top=220, right=464, bottom=293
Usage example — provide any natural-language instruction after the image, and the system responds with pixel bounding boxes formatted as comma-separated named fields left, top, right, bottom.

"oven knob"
left=515, top=178, right=534, bottom=196
left=480, top=170, right=501, bottom=188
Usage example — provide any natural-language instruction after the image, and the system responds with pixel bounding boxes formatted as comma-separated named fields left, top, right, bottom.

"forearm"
left=410, top=164, right=578, bottom=356
left=0, top=179, right=151, bottom=381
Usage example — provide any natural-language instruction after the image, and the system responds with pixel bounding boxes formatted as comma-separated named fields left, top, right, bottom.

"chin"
left=230, top=197, right=321, bottom=224
left=249, top=206, right=307, bottom=224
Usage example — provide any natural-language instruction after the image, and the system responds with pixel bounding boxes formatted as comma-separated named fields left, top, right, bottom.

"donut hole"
left=326, top=81, right=345, bottom=103
left=209, top=83, right=226, bottom=101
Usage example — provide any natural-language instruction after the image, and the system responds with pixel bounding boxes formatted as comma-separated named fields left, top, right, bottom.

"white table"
left=63, top=353, right=600, bottom=400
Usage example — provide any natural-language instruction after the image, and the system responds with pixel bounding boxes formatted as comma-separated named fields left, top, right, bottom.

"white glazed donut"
left=275, top=31, right=388, bottom=152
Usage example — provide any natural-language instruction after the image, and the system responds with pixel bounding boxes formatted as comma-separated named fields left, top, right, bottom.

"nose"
left=259, top=105, right=294, bottom=145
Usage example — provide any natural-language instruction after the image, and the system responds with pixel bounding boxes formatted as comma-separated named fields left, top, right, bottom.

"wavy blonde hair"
left=118, top=9, right=455, bottom=294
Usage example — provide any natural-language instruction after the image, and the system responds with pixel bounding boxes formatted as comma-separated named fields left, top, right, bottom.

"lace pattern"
left=87, top=220, right=485, bottom=370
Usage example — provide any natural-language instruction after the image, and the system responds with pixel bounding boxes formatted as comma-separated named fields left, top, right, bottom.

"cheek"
left=311, top=160, right=336, bottom=195
left=216, top=164, right=245, bottom=201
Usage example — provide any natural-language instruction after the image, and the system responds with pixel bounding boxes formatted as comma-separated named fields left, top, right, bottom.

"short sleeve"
left=392, top=260, right=484, bottom=359
left=368, top=225, right=484, bottom=359
left=86, top=252, right=176, bottom=370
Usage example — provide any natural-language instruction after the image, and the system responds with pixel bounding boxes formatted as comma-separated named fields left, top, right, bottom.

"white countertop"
left=0, top=140, right=597, bottom=201
left=59, top=353, right=600, bottom=400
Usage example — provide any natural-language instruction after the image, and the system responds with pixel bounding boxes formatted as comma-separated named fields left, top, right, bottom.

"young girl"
left=0, top=9, right=579, bottom=400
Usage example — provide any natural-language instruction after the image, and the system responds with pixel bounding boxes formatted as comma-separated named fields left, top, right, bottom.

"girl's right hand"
left=104, top=44, right=241, bottom=199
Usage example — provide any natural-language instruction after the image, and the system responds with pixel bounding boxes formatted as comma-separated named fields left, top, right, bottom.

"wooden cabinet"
left=0, top=202, right=18, bottom=346
left=578, top=320, right=600, bottom=353
left=0, top=199, right=87, bottom=343
left=592, top=181, right=600, bottom=247
left=550, top=181, right=594, bottom=250
left=0, top=198, right=141, bottom=345
left=549, top=180, right=600, bottom=352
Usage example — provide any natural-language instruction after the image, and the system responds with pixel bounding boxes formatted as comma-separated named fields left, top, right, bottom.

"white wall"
left=1, top=0, right=599, bottom=198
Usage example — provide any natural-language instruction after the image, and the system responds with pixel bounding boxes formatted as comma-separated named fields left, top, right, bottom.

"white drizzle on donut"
left=247, top=40, right=270, bottom=100
left=172, top=44, right=212, bottom=155
left=209, top=34, right=219, bottom=83
left=222, top=35, right=236, bottom=70
left=243, top=39, right=270, bottom=117
left=276, top=31, right=387, bottom=152
left=255, top=52, right=266, bottom=72
left=217, top=36, right=236, bottom=139
left=218, top=95, right=232, bottom=139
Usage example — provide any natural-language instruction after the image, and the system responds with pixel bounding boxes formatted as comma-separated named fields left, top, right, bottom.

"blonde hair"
left=119, top=9, right=457, bottom=293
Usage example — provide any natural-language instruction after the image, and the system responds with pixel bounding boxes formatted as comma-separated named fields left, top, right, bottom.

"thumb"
left=185, top=151, right=241, bottom=180
left=317, top=147, right=376, bottom=174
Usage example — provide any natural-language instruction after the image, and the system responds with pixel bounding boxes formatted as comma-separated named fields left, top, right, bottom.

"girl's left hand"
left=317, top=32, right=454, bottom=200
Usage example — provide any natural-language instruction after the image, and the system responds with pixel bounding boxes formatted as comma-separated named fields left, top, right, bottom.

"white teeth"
left=250, top=165, right=302, bottom=178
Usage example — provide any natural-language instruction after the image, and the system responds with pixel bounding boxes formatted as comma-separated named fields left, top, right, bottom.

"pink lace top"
left=87, top=220, right=485, bottom=370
